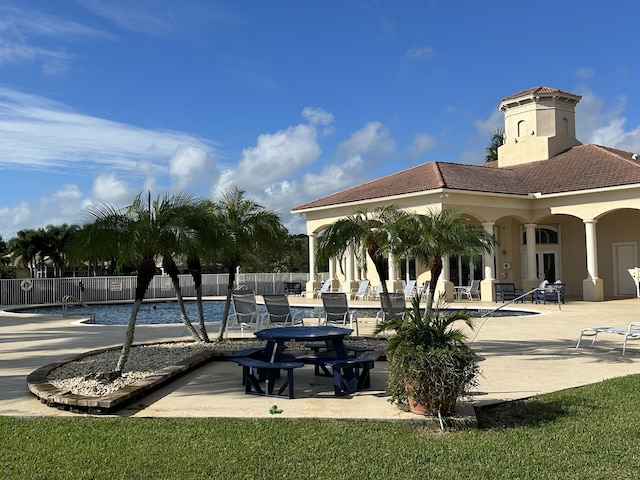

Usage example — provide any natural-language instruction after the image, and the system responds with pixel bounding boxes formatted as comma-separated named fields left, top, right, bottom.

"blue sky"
left=1, top=1, right=639, bottom=240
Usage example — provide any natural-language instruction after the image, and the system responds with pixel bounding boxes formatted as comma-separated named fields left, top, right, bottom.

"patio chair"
left=318, top=292, right=359, bottom=336
left=576, top=322, right=640, bottom=355
left=313, top=279, right=332, bottom=298
left=366, top=283, right=384, bottom=300
left=230, top=292, right=262, bottom=337
left=457, top=280, right=481, bottom=301
left=533, top=282, right=565, bottom=304
left=375, top=293, right=407, bottom=327
left=350, top=279, right=370, bottom=300
left=262, top=294, right=304, bottom=327
left=397, top=280, right=417, bottom=299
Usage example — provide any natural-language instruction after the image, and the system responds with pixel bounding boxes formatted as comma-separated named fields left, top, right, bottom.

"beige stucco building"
left=292, top=86, right=640, bottom=302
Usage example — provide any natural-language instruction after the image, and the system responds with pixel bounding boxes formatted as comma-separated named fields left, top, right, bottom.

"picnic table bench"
left=230, top=357, right=304, bottom=399
left=324, top=350, right=382, bottom=396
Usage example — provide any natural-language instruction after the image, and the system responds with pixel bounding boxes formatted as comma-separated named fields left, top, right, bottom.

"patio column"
left=305, top=233, right=320, bottom=298
left=523, top=223, right=539, bottom=292
left=387, top=252, right=403, bottom=294
left=344, top=246, right=358, bottom=294
left=583, top=219, right=604, bottom=301
left=438, top=255, right=454, bottom=302
left=480, top=221, right=496, bottom=301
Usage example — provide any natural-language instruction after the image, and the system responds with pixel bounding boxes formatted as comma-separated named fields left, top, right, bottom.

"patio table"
left=255, top=326, right=353, bottom=363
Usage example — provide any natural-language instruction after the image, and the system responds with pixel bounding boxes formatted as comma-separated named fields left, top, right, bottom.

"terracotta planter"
left=405, top=381, right=457, bottom=416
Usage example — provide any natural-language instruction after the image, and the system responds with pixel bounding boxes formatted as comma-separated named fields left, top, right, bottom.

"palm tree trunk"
left=116, top=299, right=143, bottom=373
left=426, top=255, right=444, bottom=315
left=371, top=252, right=394, bottom=321
left=116, top=257, right=156, bottom=373
left=163, top=257, right=202, bottom=342
left=187, top=256, right=209, bottom=342
left=217, top=256, right=239, bottom=342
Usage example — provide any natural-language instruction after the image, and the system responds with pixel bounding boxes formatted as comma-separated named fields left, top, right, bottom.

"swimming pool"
left=13, top=300, right=536, bottom=325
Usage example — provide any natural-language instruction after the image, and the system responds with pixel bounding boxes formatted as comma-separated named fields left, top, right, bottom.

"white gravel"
left=47, top=338, right=387, bottom=397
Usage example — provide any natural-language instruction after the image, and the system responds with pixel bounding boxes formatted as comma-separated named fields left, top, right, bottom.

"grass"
left=3, top=374, right=640, bottom=479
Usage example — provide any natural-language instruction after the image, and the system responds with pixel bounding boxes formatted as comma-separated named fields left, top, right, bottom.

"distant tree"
left=485, top=127, right=504, bottom=163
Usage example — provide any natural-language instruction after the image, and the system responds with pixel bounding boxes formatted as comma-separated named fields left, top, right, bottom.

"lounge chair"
left=262, top=294, right=304, bottom=327
left=318, top=292, right=359, bottom=336
left=375, top=293, right=407, bottom=327
left=576, top=322, right=640, bottom=355
left=350, top=279, right=370, bottom=300
left=397, top=280, right=417, bottom=299
left=313, top=279, right=332, bottom=298
left=230, top=292, right=262, bottom=337
left=456, top=279, right=481, bottom=301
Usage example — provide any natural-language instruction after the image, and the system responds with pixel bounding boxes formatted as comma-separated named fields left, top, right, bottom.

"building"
left=292, top=86, right=640, bottom=302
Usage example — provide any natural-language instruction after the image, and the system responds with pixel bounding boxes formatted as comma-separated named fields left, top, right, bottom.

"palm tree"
left=71, top=191, right=206, bottom=374
left=9, top=229, right=39, bottom=277
left=400, top=209, right=496, bottom=313
left=215, top=186, right=287, bottom=341
left=485, top=127, right=504, bottom=163
left=315, top=205, right=408, bottom=317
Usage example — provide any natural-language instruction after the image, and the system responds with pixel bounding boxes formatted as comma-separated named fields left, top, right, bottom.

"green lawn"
left=3, top=374, right=640, bottom=479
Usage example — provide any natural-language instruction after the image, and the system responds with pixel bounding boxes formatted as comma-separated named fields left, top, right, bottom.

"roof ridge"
left=589, top=144, right=640, bottom=166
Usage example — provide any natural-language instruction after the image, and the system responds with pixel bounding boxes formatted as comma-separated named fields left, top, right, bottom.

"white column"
left=388, top=252, right=397, bottom=280
left=308, top=233, right=317, bottom=282
left=524, top=223, right=537, bottom=281
left=480, top=221, right=496, bottom=301
left=582, top=219, right=604, bottom=301
left=482, top=222, right=495, bottom=281
left=584, top=219, right=599, bottom=280
left=346, top=246, right=355, bottom=282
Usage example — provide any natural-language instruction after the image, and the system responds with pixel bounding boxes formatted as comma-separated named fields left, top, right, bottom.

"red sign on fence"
left=110, top=282, right=122, bottom=292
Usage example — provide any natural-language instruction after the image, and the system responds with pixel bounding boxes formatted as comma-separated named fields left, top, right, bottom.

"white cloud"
left=575, top=67, right=595, bottom=80
left=91, top=174, right=133, bottom=204
left=302, top=107, right=334, bottom=126
left=212, top=121, right=322, bottom=198
left=576, top=87, right=640, bottom=152
left=169, top=145, right=217, bottom=188
left=0, top=86, right=216, bottom=173
left=407, top=133, right=437, bottom=160
left=337, top=121, right=396, bottom=165
left=0, top=201, right=31, bottom=238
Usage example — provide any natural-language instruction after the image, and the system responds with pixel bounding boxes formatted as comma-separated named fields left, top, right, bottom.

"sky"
left=1, top=0, right=640, bottom=241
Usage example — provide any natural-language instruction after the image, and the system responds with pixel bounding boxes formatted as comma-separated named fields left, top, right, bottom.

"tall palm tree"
left=315, top=205, right=408, bottom=317
left=215, top=186, right=287, bottom=341
left=400, top=209, right=496, bottom=313
left=9, top=229, right=39, bottom=277
left=71, top=191, right=205, bottom=374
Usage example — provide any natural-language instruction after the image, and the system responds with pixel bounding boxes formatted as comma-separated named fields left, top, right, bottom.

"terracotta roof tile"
left=499, top=86, right=580, bottom=104
left=292, top=144, right=640, bottom=211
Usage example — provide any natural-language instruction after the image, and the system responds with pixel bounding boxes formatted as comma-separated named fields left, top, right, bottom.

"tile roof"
left=292, top=144, right=640, bottom=211
left=499, top=86, right=580, bottom=105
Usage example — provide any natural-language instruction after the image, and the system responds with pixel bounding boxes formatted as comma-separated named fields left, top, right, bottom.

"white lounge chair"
left=313, top=279, right=332, bottom=298
left=350, top=280, right=370, bottom=300
left=576, top=322, right=640, bottom=355
left=456, top=280, right=481, bottom=301
left=397, top=280, right=417, bottom=299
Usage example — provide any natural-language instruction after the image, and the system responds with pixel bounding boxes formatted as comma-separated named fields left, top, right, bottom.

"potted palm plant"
left=376, top=295, right=479, bottom=416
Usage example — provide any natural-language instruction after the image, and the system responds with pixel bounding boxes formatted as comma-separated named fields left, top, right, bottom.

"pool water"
left=14, top=300, right=535, bottom=325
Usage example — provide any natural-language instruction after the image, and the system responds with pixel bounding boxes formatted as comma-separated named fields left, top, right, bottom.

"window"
left=522, top=225, right=559, bottom=245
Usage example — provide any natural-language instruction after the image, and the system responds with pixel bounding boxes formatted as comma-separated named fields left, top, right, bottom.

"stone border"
left=27, top=344, right=224, bottom=415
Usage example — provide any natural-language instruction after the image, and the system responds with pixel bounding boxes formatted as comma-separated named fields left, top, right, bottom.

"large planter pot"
left=405, top=381, right=457, bottom=416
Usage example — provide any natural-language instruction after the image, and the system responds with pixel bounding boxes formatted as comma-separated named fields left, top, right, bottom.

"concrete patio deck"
left=3, top=296, right=640, bottom=420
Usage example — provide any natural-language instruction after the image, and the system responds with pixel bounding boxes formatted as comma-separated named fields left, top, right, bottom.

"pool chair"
left=230, top=293, right=262, bottom=337
left=262, top=294, right=304, bottom=327
left=375, top=293, right=407, bottom=327
left=313, top=279, right=332, bottom=298
left=576, top=322, right=640, bottom=356
left=318, top=292, right=359, bottom=336
left=397, top=280, right=417, bottom=299
left=350, top=279, right=370, bottom=300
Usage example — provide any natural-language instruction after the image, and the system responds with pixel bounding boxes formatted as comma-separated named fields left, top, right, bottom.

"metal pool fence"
left=0, top=273, right=314, bottom=307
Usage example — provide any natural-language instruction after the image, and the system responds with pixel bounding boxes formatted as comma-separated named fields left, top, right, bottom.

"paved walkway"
left=3, top=297, right=640, bottom=419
